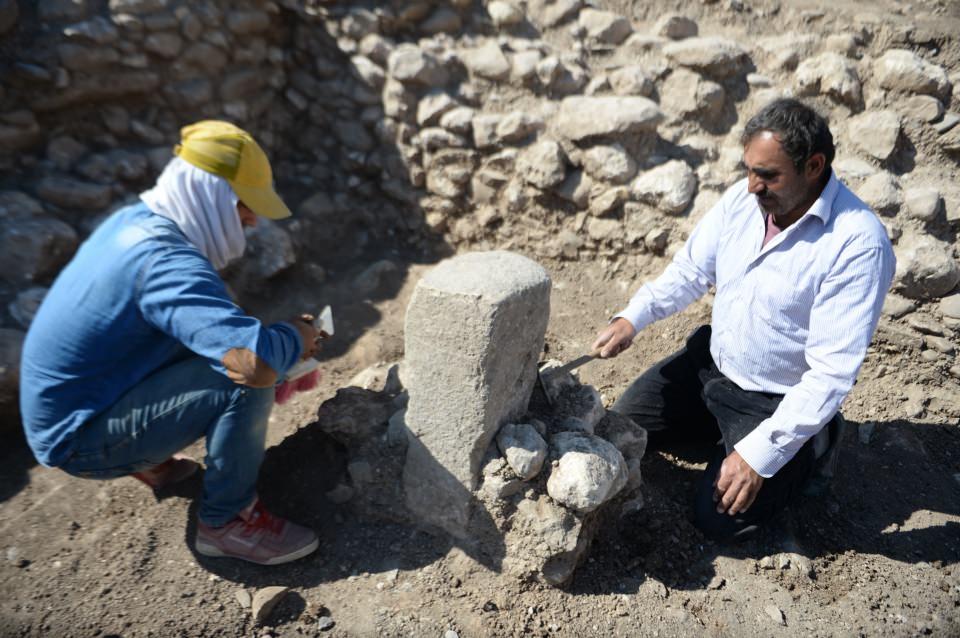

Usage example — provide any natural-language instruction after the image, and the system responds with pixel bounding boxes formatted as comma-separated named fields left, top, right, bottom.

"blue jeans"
left=59, top=356, right=274, bottom=526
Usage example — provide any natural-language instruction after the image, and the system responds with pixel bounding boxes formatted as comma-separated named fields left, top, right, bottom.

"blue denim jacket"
left=20, top=201, right=301, bottom=467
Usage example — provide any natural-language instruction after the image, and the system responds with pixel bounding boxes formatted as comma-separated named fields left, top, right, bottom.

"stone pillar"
left=402, top=251, right=551, bottom=536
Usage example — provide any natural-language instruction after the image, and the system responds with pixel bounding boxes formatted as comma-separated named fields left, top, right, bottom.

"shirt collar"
left=803, top=171, right=840, bottom=224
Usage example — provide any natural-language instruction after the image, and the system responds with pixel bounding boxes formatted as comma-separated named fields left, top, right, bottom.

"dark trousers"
left=612, top=325, right=821, bottom=542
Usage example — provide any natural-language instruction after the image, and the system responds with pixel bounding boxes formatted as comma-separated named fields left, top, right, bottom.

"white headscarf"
left=140, top=157, right=246, bottom=270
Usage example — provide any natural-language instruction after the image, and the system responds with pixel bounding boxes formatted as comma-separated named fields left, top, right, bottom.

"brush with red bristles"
left=274, top=305, right=333, bottom=405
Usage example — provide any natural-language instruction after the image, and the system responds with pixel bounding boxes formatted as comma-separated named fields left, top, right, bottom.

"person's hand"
left=713, top=450, right=764, bottom=516
left=290, top=313, right=321, bottom=360
left=591, top=318, right=637, bottom=358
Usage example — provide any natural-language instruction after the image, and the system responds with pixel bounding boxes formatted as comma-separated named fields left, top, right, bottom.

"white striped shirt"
left=616, top=173, right=896, bottom=477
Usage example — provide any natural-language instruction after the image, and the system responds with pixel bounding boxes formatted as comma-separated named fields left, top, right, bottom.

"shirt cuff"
left=733, top=421, right=790, bottom=478
left=613, top=301, right=656, bottom=334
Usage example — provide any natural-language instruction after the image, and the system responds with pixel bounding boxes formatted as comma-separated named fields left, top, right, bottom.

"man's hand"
left=591, top=318, right=637, bottom=358
left=713, top=450, right=764, bottom=516
left=290, top=313, right=321, bottom=360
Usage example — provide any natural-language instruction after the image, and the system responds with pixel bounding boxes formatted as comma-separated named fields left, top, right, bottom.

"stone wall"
left=2, top=0, right=960, bottom=418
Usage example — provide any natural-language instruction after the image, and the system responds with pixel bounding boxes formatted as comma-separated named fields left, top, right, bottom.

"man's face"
left=742, top=131, right=821, bottom=221
left=237, top=201, right=258, bottom=228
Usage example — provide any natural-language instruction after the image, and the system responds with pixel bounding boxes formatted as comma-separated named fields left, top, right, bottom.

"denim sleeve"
left=135, top=243, right=302, bottom=379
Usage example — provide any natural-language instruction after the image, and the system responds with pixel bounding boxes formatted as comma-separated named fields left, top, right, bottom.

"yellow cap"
left=174, top=120, right=292, bottom=220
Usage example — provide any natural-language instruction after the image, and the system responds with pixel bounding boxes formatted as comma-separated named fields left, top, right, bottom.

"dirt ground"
left=1, top=248, right=958, bottom=637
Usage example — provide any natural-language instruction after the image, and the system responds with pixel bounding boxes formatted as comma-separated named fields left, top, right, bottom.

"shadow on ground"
left=569, top=417, right=960, bottom=595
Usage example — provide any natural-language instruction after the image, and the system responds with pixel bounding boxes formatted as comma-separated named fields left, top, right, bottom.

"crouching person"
left=20, top=121, right=319, bottom=565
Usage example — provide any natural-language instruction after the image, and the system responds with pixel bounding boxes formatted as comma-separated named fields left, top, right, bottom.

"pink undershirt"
left=762, top=213, right=783, bottom=248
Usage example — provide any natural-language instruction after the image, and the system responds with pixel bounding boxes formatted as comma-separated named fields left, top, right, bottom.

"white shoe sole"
left=196, top=536, right=319, bottom=565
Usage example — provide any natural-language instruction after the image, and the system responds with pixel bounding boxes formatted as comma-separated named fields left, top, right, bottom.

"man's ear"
left=805, top=153, right=826, bottom=181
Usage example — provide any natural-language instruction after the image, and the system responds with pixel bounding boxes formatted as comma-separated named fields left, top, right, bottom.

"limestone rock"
left=421, top=7, right=461, bottom=34
left=536, top=56, right=588, bottom=95
left=939, top=294, right=960, bottom=319
left=904, top=187, right=942, bottom=222
left=608, top=66, right=654, bottom=97
left=582, top=144, right=636, bottom=184
left=351, top=55, right=386, bottom=91
left=578, top=8, right=632, bottom=45
left=108, top=0, right=166, bottom=13
left=471, top=113, right=502, bottom=149
left=528, top=0, right=581, bottom=29
left=902, top=95, right=944, bottom=123
left=58, top=43, right=119, bottom=71
left=849, top=110, right=900, bottom=161
left=882, top=295, right=916, bottom=319
left=9, top=287, right=48, bottom=329
left=403, top=252, right=551, bottom=534
left=0, top=215, right=78, bottom=284
left=654, top=14, right=698, bottom=40
left=488, top=1, right=523, bottom=28
left=226, top=9, right=269, bottom=35
left=0, top=191, right=45, bottom=219
left=35, top=177, right=110, bottom=210
left=595, top=411, right=648, bottom=489
left=46, top=136, right=88, bottom=172
left=251, top=586, right=289, bottom=625
left=555, top=96, right=662, bottom=142
left=631, top=160, right=698, bottom=214
left=462, top=41, right=511, bottom=81
left=874, top=49, right=951, bottom=99
left=518, top=140, right=567, bottom=189
left=497, top=423, right=548, bottom=480
left=660, top=68, right=724, bottom=120
left=894, top=234, right=960, bottom=300
left=439, top=106, right=475, bottom=136
left=63, top=16, right=119, bottom=44
left=547, top=431, right=628, bottom=512
left=587, top=212, right=623, bottom=237
left=495, top=111, right=542, bottom=144
left=220, top=68, right=263, bottom=101
left=144, top=31, right=182, bottom=58
left=509, top=493, right=588, bottom=586
left=40, top=0, right=92, bottom=22
left=857, top=172, right=902, bottom=215
left=662, top=37, right=749, bottom=79
left=511, top=50, right=542, bottom=82
left=417, top=91, right=458, bottom=127
left=0, top=329, right=25, bottom=415
left=794, top=52, right=862, bottom=106
left=388, top=44, right=448, bottom=87
left=229, top=219, right=296, bottom=288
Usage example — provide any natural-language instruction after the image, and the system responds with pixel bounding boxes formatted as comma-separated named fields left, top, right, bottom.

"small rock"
left=707, top=575, right=725, bottom=590
left=35, top=176, right=111, bottom=210
left=882, top=294, right=916, bottom=318
left=488, top=1, right=523, bottom=28
left=251, top=587, right=289, bottom=624
left=857, top=171, right=902, bottom=215
left=388, top=44, right=447, bottom=87
left=849, top=110, right=901, bottom=161
left=894, top=233, right=960, bottom=300
left=496, top=422, right=548, bottom=480
left=907, top=314, right=945, bottom=336
left=902, top=95, right=944, bottom=123
left=579, top=8, right=632, bottom=45
left=654, top=14, right=697, bottom=40
left=582, top=144, right=636, bottom=184
left=924, top=335, right=955, bottom=354
left=874, top=49, right=950, bottom=98
left=420, top=7, right=461, bottom=35
left=546, top=431, right=628, bottom=512
left=904, top=187, right=942, bottom=222
left=518, top=139, right=566, bottom=189
left=9, top=287, right=47, bottom=329
left=235, top=589, right=252, bottom=609
left=462, top=41, right=511, bottom=80
left=794, top=52, right=862, bottom=106
left=662, top=36, right=749, bottom=79
left=555, top=96, right=662, bottom=142
left=759, top=556, right=775, bottom=569
left=660, top=68, right=725, bottom=120
left=317, top=616, right=335, bottom=631
left=939, top=293, right=960, bottom=319
left=444, top=631, right=459, bottom=638
left=764, top=605, right=786, bottom=626
left=609, top=66, right=654, bottom=97
left=631, top=160, right=698, bottom=214
left=495, top=111, right=542, bottom=144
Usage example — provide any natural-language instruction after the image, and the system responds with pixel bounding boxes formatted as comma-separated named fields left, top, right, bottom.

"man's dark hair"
left=741, top=98, right=835, bottom=175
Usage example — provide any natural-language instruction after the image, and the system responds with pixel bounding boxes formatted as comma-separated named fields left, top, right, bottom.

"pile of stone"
left=312, top=251, right=646, bottom=586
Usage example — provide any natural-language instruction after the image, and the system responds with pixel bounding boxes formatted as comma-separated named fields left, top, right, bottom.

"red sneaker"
left=132, top=455, right=200, bottom=489
left=195, top=499, right=319, bottom=565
